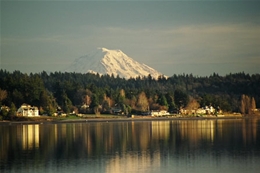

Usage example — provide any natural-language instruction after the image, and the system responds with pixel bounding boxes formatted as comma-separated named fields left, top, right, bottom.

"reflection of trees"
left=21, top=125, right=39, bottom=149
left=242, top=118, right=258, bottom=146
left=176, top=120, right=215, bottom=148
left=105, top=151, right=161, bottom=173
left=1, top=119, right=260, bottom=170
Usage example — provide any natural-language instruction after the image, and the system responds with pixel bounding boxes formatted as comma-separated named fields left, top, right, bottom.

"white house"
left=196, top=106, right=215, bottom=115
left=196, top=108, right=206, bottom=114
left=17, top=104, right=39, bottom=117
left=151, top=110, right=170, bottom=117
left=205, top=106, right=215, bottom=114
left=1, top=105, right=10, bottom=112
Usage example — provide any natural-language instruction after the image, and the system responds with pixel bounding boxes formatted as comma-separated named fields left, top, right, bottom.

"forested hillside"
left=0, top=70, right=259, bottom=117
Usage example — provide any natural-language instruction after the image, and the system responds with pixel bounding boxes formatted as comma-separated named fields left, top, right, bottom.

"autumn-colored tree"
left=102, top=100, right=110, bottom=113
left=251, top=97, right=256, bottom=114
left=240, top=95, right=246, bottom=114
left=136, top=91, right=149, bottom=112
left=117, top=89, right=125, bottom=104
left=102, top=94, right=113, bottom=113
left=148, top=96, right=157, bottom=110
left=240, top=95, right=256, bottom=114
left=185, top=97, right=200, bottom=115
left=0, top=88, right=7, bottom=104
left=245, top=95, right=251, bottom=114
left=127, top=95, right=136, bottom=110
left=114, top=89, right=129, bottom=114
left=84, top=89, right=92, bottom=105
left=119, top=89, right=125, bottom=98
left=84, top=95, right=91, bottom=105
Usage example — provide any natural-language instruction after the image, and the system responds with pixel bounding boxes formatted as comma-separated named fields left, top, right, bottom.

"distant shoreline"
left=0, top=115, right=259, bottom=125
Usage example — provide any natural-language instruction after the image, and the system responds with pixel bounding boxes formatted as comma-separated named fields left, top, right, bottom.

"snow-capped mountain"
left=65, top=47, right=165, bottom=79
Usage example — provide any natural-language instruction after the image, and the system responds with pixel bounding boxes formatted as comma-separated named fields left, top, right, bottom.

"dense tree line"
left=0, top=70, right=259, bottom=117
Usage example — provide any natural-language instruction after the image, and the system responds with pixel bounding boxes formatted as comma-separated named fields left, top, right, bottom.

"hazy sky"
left=1, top=0, right=260, bottom=76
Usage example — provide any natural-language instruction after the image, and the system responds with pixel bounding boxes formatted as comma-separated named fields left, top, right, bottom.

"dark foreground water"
left=1, top=118, right=260, bottom=173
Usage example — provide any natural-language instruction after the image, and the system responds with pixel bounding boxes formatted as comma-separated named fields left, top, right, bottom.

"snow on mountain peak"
left=65, top=47, right=165, bottom=79
left=99, top=47, right=112, bottom=52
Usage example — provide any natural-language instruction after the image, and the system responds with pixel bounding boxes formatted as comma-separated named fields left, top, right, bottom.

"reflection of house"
left=22, top=125, right=40, bottom=149
left=17, top=104, right=39, bottom=116
left=151, top=121, right=170, bottom=139
left=151, top=110, right=170, bottom=117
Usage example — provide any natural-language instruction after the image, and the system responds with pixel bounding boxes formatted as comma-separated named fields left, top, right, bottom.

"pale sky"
left=1, top=0, right=260, bottom=76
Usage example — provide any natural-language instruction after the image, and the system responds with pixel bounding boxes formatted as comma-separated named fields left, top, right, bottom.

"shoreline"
left=0, top=115, right=259, bottom=125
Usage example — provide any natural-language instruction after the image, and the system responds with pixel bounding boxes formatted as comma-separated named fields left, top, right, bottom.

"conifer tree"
left=8, top=102, right=17, bottom=119
left=90, top=94, right=100, bottom=115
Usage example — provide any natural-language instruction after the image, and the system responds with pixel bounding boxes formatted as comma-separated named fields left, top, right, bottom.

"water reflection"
left=1, top=119, right=260, bottom=173
left=20, top=124, right=40, bottom=150
left=106, top=151, right=161, bottom=173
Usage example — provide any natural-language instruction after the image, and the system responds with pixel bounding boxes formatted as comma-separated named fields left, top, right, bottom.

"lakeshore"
left=0, top=114, right=259, bottom=125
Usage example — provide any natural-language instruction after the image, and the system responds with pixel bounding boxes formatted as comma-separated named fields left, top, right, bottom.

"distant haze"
left=1, top=1, right=260, bottom=76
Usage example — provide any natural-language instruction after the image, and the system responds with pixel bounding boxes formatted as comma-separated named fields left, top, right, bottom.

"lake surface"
left=1, top=118, right=260, bottom=173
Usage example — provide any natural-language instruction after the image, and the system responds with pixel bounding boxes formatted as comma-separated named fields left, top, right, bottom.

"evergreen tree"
left=174, top=89, right=189, bottom=109
left=90, top=94, right=100, bottom=115
left=157, top=94, right=169, bottom=109
left=165, top=92, right=176, bottom=111
left=8, top=102, right=17, bottom=119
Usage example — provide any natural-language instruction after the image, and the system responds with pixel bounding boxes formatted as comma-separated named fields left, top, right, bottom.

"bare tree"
left=185, top=97, right=200, bottom=115
left=240, top=94, right=246, bottom=114
left=240, top=94, right=256, bottom=114
left=251, top=97, right=256, bottom=114
left=245, top=95, right=251, bottom=114
left=136, top=91, right=149, bottom=112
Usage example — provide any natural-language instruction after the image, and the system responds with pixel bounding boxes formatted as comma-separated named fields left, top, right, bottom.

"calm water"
left=1, top=119, right=260, bottom=173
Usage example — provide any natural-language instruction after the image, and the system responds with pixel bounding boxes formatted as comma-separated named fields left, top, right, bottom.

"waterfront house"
left=195, top=106, right=215, bottom=115
left=151, top=110, right=170, bottom=117
left=1, top=105, right=10, bottom=112
left=17, top=104, right=39, bottom=117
